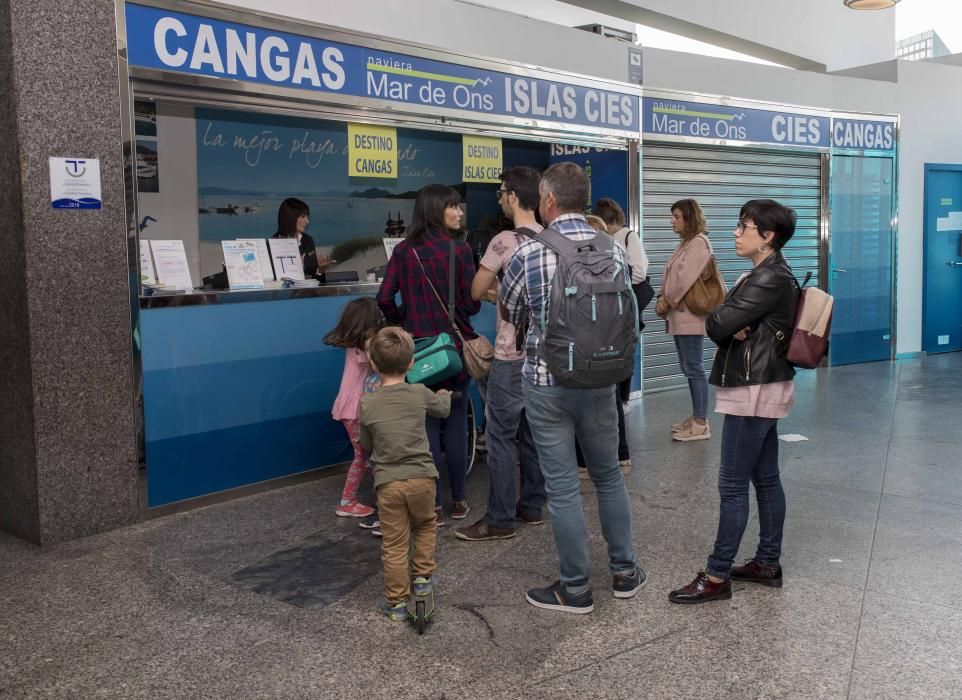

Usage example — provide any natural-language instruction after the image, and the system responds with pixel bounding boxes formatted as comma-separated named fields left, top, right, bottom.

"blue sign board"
left=831, top=117, right=896, bottom=151
left=643, top=97, right=830, bottom=148
left=125, top=3, right=640, bottom=134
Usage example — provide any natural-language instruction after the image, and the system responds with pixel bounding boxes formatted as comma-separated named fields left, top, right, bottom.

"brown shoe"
left=668, top=572, right=732, bottom=604
left=731, top=559, right=783, bottom=588
left=673, top=419, right=710, bottom=442
left=454, top=519, right=516, bottom=541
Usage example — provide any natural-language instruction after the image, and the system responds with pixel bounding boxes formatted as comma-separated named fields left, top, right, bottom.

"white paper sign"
left=222, top=240, right=265, bottom=290
left=937, top=217, right=951, bottom=232
left=50, top=157, right=102, bottom=209
left=239, top=238, right=275, bottom=281
left=139, top=240, right=157, bottom=285
left=382, top=237, right=405, bottom=259
left=948, top=211, right=962, bottom=229
left=149, top=240, right=194, bottom=290
left=268, top=237, right=304, bottom=280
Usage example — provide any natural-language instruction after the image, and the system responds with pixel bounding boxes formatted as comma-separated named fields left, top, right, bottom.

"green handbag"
left=406, top=333, right=463, bottom=386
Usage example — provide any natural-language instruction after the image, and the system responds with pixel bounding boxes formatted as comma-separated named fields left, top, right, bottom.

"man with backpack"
left=455, top=167, right=547, bottom=542
left=500, top=162, right=647, bottom=614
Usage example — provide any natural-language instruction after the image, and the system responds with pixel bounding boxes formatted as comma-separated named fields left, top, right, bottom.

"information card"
left=139, top=240, right=157, bottom=286
left=238, top=238, right=275, bottom=281
left=149, top=240, right=194, bottom=290
left=222, top=240, right=265, bottom=290
left=268, top=237, right=305, bottom=280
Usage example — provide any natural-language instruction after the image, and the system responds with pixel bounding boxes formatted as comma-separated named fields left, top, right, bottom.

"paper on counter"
left=149, top=240, right=194, bottom=290
left=222, top=240, right=265, bottom=290
left=268, top=237, right=304, bottom=280
left=239, top=238, right=275, bottom=281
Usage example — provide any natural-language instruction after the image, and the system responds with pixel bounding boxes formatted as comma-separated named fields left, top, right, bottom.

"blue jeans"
left=674, top=335, right=708, bottom=419
left=706, top=415, right=786, bottom=579
left=523, top=382, right=637, bottom=587
left=483, top=360, right=545, bottom=529
left=426, top=378, right=470, bottom=505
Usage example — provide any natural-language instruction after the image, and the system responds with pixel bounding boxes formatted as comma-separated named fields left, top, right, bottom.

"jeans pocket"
left=593, top=391, right=617, bottom=430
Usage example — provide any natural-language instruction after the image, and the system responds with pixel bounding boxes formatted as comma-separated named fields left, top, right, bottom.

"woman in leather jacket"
left=670, top=199, right=800, bottom=605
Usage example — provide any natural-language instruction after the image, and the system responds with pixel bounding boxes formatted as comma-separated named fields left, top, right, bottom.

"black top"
left=272, top=231, right=319, bottom=278
left=707, top=252, right=799, bottom=388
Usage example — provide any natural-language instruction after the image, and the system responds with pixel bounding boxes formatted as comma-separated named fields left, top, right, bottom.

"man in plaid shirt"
left=500, top=162, right=645, bottom=614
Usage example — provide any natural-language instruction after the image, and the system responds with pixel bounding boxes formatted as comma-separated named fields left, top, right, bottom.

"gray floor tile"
left=882, top=436, right=962, bottom=506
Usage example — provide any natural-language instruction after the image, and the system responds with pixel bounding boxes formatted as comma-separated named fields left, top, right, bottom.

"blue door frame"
left=923, top=163, right=962, bottom=354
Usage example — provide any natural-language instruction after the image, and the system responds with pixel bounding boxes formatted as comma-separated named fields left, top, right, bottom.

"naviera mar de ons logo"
left=366, top=54, right=495, bottom=111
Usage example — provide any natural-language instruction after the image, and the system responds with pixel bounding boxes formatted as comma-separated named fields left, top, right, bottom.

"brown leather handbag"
left=683, top=254, right=726, bottom=316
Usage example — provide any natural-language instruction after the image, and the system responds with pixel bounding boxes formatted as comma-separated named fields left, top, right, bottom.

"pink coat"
left=660, top=233, right=726, bottom=336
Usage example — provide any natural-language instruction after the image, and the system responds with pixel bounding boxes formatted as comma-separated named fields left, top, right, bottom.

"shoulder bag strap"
left=412, top=242, right=465, bottom=342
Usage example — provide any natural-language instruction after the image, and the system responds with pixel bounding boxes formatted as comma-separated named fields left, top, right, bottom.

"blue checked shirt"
left=500, top=213, right=631, bottom=387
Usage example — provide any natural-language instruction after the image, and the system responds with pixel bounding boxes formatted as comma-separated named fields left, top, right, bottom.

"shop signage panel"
left=830, top=117, right=896, bottom=152
left=642, top=97, right=830, bottom=148
left=462, top=135, right=502, bottom=183
left=347, top=123, right=397, bottom=178
left=125, top=3, right=640, bottom=134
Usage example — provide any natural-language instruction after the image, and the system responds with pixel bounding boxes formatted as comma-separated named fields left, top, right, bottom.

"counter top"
left=139, top=282, right=380, bottom=308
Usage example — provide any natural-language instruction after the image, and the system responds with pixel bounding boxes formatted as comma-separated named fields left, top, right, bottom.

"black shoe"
left=454, top=519, right=516, bottom=541
left=515, top=509, right=544, bottom=526
left=731, top=559, right=783, bottom=588
left=358, top=514, right=380, bottom=530
left=612, top=567, right=648, bottom=599
left=525, top=580, right=594, bottom=614
left=668, top=572, right=732, bottom=604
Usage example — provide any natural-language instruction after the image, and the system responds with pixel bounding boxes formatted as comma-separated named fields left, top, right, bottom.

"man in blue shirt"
left=500, top=162, right=646, bottom=614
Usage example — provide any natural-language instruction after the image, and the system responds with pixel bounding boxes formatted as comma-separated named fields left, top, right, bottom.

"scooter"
left=406, top=575, right=437, bottom=635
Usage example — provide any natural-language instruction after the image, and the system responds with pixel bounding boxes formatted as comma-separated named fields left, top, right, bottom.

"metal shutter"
left=641, top=142, right=823, bottom=392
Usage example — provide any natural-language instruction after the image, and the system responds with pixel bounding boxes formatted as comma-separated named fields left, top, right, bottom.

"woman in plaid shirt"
left=376, top=184, right=481, bottom=525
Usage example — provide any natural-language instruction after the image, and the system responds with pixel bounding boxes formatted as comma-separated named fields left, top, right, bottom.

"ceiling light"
left=844, top=0, right=900, bottom=9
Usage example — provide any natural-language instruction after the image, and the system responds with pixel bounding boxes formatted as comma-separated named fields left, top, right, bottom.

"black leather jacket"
left=707, top=252, right=799, bottom=388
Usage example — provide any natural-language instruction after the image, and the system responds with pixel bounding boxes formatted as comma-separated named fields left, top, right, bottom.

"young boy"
left=359, top=327, right=452, bottom=620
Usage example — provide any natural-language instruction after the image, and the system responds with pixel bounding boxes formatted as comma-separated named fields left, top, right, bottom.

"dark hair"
left=323, top=298, right=383, bottom=349
left=541, top=162, right=589, bottom=213
left=407, top=184, right=461, bottom=243
left=739, top=199, right=796, bottom=250
left=593, top=198, right=626, bottom=228
left=369, top=326, right=415, bottom=376
left=499, top=166, right=541, bottom=212
left=276, top=197, right=310, bottom=237
left=671, top=198, right=708, bottom=243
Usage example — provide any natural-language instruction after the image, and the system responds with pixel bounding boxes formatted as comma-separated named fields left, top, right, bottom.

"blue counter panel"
left=141, top=295, right=499, bottom=507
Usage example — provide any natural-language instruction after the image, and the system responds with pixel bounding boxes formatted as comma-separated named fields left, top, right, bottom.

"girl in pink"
left=323, top=298, right=383, bottom=518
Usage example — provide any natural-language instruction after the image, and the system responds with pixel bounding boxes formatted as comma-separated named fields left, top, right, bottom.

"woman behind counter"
left=376, top=184, right=481, bottom=526
left=669, top=199, right=799, bottom=605
left=272, top=197, right=335, bottom=279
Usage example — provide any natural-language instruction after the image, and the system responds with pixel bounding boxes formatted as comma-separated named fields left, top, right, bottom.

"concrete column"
left=0, top=0, right=138, bottom=544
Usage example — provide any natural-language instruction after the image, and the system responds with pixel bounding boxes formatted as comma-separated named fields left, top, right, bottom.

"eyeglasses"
left=496, top=188, right=510, bottom=200
left=735, top=221, right=759, bottom=233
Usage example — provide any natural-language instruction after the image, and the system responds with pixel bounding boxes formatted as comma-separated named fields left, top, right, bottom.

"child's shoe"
left=358, top=514, right=380, bottom=530
left=336, top=501, right=375, bottom=518
left=412, top=575, right=435, bottom=597
left=380, top=599, right=408, bottom=622
left=434, top=505, right=446, bottom=528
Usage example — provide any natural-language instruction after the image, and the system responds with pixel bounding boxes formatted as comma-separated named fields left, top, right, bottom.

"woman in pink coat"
left=655, top=198, right=724, bottom=442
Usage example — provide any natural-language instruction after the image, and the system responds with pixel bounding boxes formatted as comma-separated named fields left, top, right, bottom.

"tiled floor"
left=2, top=353, right=961, bottom=698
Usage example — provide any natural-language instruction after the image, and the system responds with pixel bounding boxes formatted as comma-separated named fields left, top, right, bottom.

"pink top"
left=715, top=381, right=795, bottom=419
left=331, top=347, right=371, bottom=422
left=661, top=234, right=724, bottom=336
left=479, top=225, right=543, bottom=362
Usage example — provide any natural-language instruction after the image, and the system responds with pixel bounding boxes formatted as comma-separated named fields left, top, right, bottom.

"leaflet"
left=149, top=240, right=194, bottom=290
left=238, top=238, right=275, bottom=281
left=268, top=237, right=305, bottom=280
left=139, top=240, right=157, bottom=286
left=222, top=240, right=265, bottom=290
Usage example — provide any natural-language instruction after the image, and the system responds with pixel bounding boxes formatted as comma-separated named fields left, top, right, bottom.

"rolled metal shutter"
left=641, top=143, right=822, bottom=392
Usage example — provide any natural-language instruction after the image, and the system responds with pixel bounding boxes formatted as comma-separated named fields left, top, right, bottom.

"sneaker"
left=613, top=567, right=648, bottom=599
left=619, top=459, right=632, bottom=476
left=731, top=559, right=783, bottom=588
left=412, top=575, right=435, bottom=597
left=380, top=599, right=408, bottom=622
left=454, top=519, right=516, bottom=541
left=335, top=501, right=376, bottom=518
left=578, top=466, right=590, bottom=481
left=515, top=510, right=544, bottom=526
left=371, top=525, right=382, bottom=538
left=358, top=515, right=380, bottom=530
left=450, top=500, right=470, bottom=520
left=434, top=506, right=446, bottom=528
left=671, top=417, right=693, bottom=433
left=672, top=420, right=710, bottom=442
left=526, top=580, right=594, bottom=614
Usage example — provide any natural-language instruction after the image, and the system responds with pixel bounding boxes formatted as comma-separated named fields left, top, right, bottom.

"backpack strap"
left=538, top=226, right=611, bottom=257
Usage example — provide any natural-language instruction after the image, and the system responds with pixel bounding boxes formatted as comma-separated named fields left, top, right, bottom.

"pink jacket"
left=660, top=233, right=725, bottom=336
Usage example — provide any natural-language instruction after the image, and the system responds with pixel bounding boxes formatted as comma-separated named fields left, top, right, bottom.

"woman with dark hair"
left=272, top=197, right=335, bottom=279
left=377, top=184, right=481, bottom=525
left=655, top=198, right=722, bottom=442
left=669, top=199, right=799, bottom=605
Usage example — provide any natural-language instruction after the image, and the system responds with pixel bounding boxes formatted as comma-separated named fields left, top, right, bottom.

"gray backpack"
left=533, top=227, right=639, bottom=389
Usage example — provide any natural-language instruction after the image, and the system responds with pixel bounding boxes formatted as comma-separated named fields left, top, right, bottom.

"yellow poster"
left=462, top=135, right=503, bottom=183
left=348, top=123, right=397, bottom=178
